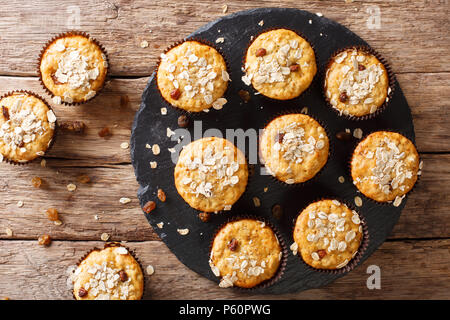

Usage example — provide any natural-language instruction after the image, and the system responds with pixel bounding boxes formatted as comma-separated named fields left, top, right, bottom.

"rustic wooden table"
left=0, top=0, right=449, bottom=300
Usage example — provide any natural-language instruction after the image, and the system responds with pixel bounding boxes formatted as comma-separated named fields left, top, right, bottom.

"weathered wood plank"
left=0, top=73, right=448, bottom=159
left=0, top=239, right=448, bottom=299
left=0, top=154, right=448, bottom=241
left=0, top=0, right=448, bottom=77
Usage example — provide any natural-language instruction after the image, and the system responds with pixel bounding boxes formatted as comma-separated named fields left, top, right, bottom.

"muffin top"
left=71, top=246, right=144, bottom=300
left=157, top=41, right=229, bottom=112
left=174, top=137, right=248, bottom=212
left=351, top=131, right=420, bottom=203
left=259, top=113, right=329, bottom=184
left=0, top=92, right=56, bottom=163
left=293, top=199, right=363, bottom=270
left=242, top=29, right=317, bottom=100
left=210, top=219, right=282, bottom=288
left=325, top=48, right=389, bottom=117
left=40, top=34, right=108, bottom=104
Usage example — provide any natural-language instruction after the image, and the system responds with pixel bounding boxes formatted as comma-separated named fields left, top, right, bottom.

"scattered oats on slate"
left=177, top=228, right=189, bottom=236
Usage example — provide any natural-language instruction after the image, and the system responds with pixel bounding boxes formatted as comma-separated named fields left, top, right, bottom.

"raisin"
left=318, top=249, right=327, bottom=259
left=170, top=88, right=181, bottom=100
left=228, top=238, right=238, bottom=251
left=59, top=121, right=86, bottom=134
left=2, top=106, right=9, bottom=120
left=336, top=131, right=353, bottom=141
left=339, top=92, right=349, bottom=103
left=358, top=64, right=366, bottom=71
left=38, top=234, right=52, bottom=246
left=255, top=48, right=267, bottom=57
left=45, top=208, right=59, bottom=222
left=289, top=64, right=300, bottom=72
left=177, top=115, right=189, bottom=128
left=98, top=127, right=111, bottom=138
left=276, top=132, right=285, bottom=143
left=143, top=201, right=156, bottom=213
left=272, top=204, right=283, bottom=220
left=77, top=175, right=91, bottom=184
left=238, top=90, right=251, bottom=103
left=157, top=189, right=166, bottom=202
left=31, top=177, right=42, bottom=188
left=118, top=270, right=128, bottom=282
left=198, top=212, right=211, bottom=222
left=78, top=288, right=88, bottom=298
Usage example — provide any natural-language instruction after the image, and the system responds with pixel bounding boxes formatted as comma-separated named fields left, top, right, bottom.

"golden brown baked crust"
left=259, top=113, right=329, bottom=184
left=72, top=246, right=144, bottom=300
left=40, top=34, right=108, bottom=104
left=293, top=199, right=363, bottom=270
left=351, top=131, right=420, bottom=203
left=0, top=92, right=56, bottom=163
left=243, top=29, right=316, bottom=100
left=324, top=48, right=389, bottom=117
left=174, top=137, right=248, bottom=212
left=210, top=219, right=282, bottom=288
left=157, top=41, right=229, bottom=112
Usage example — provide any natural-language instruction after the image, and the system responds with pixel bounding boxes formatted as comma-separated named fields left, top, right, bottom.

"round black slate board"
left=130, top=7, right=415, bottom=294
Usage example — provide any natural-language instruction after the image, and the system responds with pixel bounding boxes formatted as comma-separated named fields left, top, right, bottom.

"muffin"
left=174, top=137, right=248, bottom=212
left=293, top=199, right=364, bottom=270
left=0, top=92, right=56, bottom=163
left=157, top=40, right=229, bottom=112
left=39, top=32, right=108, bottom=104
left=71, top=245, right=144, bottom=300
left=209, top=218, right=283, bottom=288
left=351, top=131, right=420, bottom=204
left=324, top=47, right=390, bottom=117
left=242, top=28, right=317, bottom=100
left=259, top=113, right=329, bottom=184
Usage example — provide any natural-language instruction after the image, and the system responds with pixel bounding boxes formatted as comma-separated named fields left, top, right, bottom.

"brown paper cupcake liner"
left=291, top=198, right=369, bottom=275
left=72, top=242, right=145, bottom=300
left=37, top=30, right=110, bottom=106
left=0, top=90, right=58, bottom=165
left=347, top=129, right=422, bottom=207
left=322, top=45, right=396, bottom=121
left=258, top=109, right=333, bottom=188
left=155, top=37, right=231, bottom=117
left=241, top=27, right=318, bottom=102
left=208, top=214, right=288, bottom=291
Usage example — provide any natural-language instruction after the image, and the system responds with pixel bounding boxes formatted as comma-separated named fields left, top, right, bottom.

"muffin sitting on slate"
left=70, top=245, right=144, bottom=300
left=242, top=28, right=317, bottom=100
left=293, top=199, right=364, bottom=270
left=157, top=40, right=230, bottom=112
left=324, top=47, right=390, bottom=117
left=39, top=32, right=108, bottom=104
left=209, top=218, right=283, bottom=288
left=0, top=92, right=56, bottom=164
left=259, top=113, right=329, bottom=184
left=174, top=137, right=248, bottom=212
left=351, top=131, right=421, bottom=205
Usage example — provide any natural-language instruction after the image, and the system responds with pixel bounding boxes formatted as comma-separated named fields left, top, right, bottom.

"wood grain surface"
left=0, top=0, right=449, bottom=300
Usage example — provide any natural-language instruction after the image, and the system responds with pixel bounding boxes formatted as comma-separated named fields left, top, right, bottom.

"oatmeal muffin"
left=71, top=245, right=144, bottom=300
left=39, top=32, right=108, bottom=104
left=324, top=47, right=390, bottom=117
left=293, top=199, right=364, bottom=270
left=259, top=113, right=329, bottom=184
left=157, top=40, right=230, bottom=112
left=242, top=29, right=317, bottom=100
left=209, top=218, right=282, bottom=288
left=351, top=131, right=420, bottom=204
left=0, top=92, right=56, bottom=163
left=174, top=137, right=248, bottom=212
